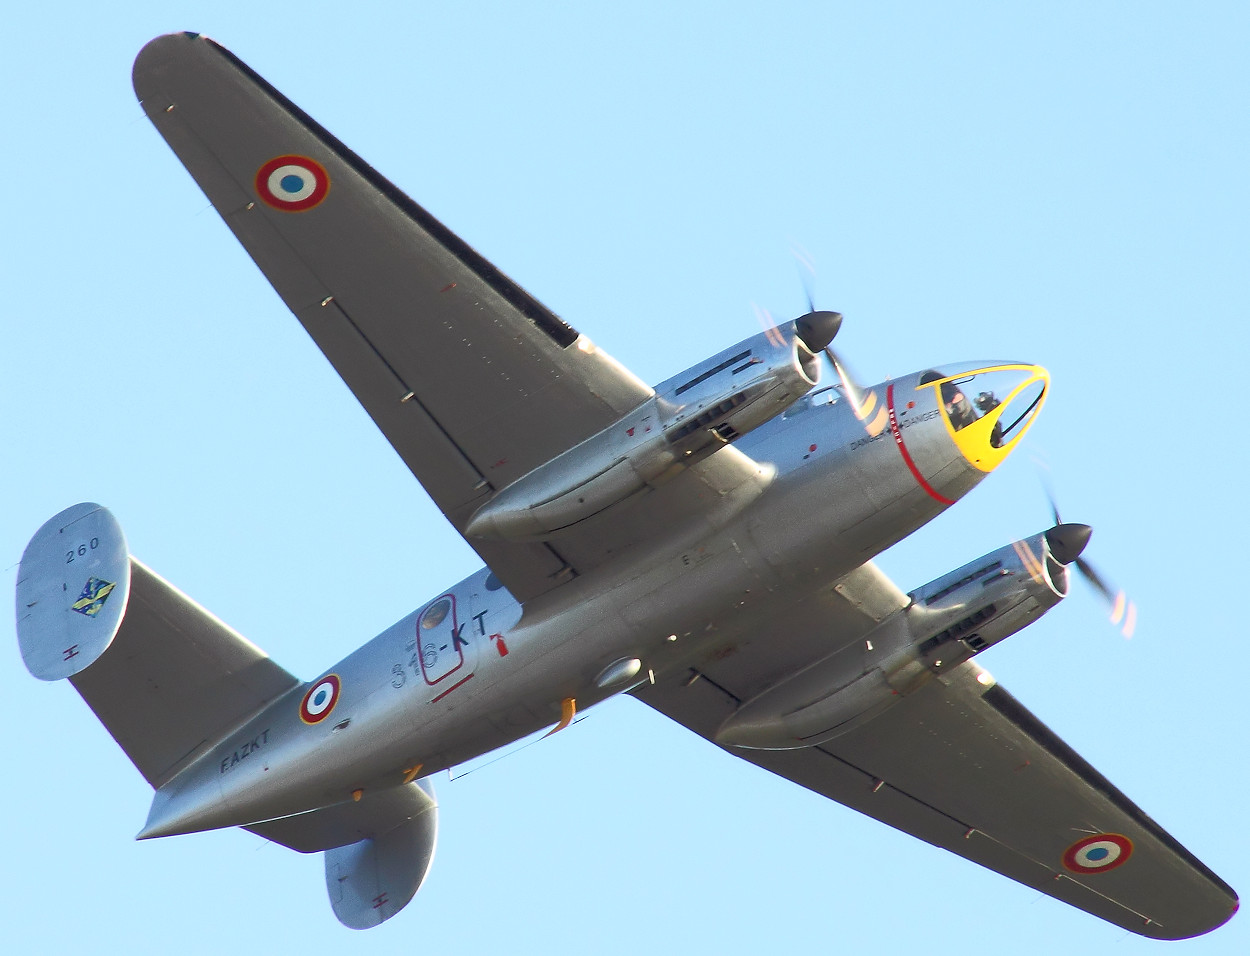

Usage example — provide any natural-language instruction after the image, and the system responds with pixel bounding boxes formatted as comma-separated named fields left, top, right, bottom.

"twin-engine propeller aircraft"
left=16, top=32, right=1236, bottom=937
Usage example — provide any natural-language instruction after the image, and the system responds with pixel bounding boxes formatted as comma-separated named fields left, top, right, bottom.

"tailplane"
left=18, top=503, right=301, bottom=788
left=17, top=503, right=437, bottom=928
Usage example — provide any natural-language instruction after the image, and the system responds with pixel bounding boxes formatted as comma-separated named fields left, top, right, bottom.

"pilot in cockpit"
left=975, top=391, right=1004, bottom=447
left=941, top=382, right=978, bottom=431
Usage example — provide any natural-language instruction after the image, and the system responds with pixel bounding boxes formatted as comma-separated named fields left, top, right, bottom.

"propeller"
left=1043, top=492, right=1137, bottom=638
left=1043, top=522, right=1092, bottom=565
left=791, top=256, right=868, bottom=418
left=794, top=309, right=842, bottom=352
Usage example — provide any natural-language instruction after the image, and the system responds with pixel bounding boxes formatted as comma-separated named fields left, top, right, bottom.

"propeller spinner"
left=791, top=256, right=872, bottom=421
left=1044, top=499, right=1137, bottom=638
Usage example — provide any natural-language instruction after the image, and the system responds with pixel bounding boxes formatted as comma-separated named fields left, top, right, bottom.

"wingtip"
left=1216, top=895, right=1240, bottom=934
left=1151, top=887, right=1239, bottom=940
left=136, top=30, right=205, bottom=55
left=133, top=32, right=231, bottom=110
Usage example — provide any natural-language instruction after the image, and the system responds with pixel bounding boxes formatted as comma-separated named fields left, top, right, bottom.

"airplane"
left=14, top=32, right=1236, bottom=938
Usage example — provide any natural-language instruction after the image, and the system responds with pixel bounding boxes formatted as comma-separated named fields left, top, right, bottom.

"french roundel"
left=300, top=674, right=341, bottom=724
left=255, top=155, right=330, bottom=211
left=1062, top=833, right=1133, bottom=874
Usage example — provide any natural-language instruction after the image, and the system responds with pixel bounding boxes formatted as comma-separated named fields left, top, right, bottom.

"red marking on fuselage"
left=490, top=633, right=509, bottom=656
left=439, top=282, right=457, bottom=293
left=63, top=645, right=79, bottom=661
left=886, top=384, right=955, bottom=506
left=429, top=672, right=474, bottom=704
left=372, top=892, right=389, bottom=909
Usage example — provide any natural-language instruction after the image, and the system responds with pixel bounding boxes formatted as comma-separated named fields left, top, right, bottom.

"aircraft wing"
left=633, top=564, right=1237, bottom=940
left=132, top=33, right=673, bottom=602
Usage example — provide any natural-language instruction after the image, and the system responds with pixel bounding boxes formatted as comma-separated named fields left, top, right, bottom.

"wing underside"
left=634, top=571, right=1237, bottom=939
left=132, top=33, right=670, bottom=602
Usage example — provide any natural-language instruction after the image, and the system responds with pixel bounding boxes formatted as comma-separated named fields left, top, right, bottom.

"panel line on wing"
left=539, top=542, right=577, bottom=583
left=699, top=664, right=993, bottom=849
left=684, top=668, right=742, bottom=705
left=321, top=298, right=491, bottom=488
left=325, top=298, right=413, bottom=396
left=700, top=657, right=983, bottom=837
left=203, top=36, right=579, bottom=349
left=808, top=741, right=972, bottom=830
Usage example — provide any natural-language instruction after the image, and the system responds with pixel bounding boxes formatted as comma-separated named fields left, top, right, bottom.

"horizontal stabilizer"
left=16, top=503, right=302, bottom=788
left=250, top=782, right=439, bottom=929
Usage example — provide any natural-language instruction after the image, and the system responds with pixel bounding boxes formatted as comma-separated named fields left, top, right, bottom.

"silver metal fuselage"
left=140, top=365, right=992, bottom=839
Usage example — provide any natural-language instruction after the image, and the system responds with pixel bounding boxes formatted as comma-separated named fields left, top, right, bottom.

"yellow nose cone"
left=924, top=364, right=1049, bottom=472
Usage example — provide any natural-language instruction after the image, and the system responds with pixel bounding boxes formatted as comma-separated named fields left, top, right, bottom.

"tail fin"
left=17, top=503, right=301, bottom=788
left=249, top=781, right=439, bottom=929
left=18, top=503, right=439, bottom=928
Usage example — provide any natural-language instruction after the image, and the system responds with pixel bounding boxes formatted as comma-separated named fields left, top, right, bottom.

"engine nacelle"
left=903, top=529, right=1069, bottom=673
left=466, top=325, right=820, bottom=540
left=715, top=530, right=1071, bottom=750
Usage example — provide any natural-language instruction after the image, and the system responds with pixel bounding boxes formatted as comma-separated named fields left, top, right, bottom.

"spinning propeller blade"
left=791, top=253, right=875, bottom=427
left=1044, top=489, right=1137, bottom=638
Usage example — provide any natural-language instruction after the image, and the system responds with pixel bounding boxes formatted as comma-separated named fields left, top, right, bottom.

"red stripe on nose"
left=886, top=383, right=955, bottom=506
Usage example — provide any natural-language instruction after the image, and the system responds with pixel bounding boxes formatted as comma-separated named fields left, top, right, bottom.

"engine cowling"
left=715, top=528, right=1075, bottom=750
left=466, top=325, right=821, bottom=540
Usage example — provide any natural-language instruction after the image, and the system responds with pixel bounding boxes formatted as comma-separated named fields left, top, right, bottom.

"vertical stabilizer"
left=16, top=503, right=302, bottom=788
left=17, top=503, right=132, bottom=680
left=248, top=780, right=439, bottom=928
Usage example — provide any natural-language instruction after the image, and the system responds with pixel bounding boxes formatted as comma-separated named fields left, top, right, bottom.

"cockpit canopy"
left=918, top=363, right=1048, bottom=472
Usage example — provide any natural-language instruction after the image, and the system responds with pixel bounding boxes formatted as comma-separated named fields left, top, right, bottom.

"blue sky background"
left=3, top=2, right=1247, bottom=952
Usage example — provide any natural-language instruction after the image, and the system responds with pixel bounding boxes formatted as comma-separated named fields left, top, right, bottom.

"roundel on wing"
left=300, top=674, right=342, bottom=724
left=255, top=155, right=330, bottom=211
left=1062, top=833, right=1133, bottom=874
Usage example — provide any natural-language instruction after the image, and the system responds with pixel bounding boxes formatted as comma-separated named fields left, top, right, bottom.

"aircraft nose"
left=924, top=363, right=1049, bottom=472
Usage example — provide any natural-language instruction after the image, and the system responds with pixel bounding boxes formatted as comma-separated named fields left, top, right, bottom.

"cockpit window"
left=996, top=380, right=1045, bottom=444
left=939, top=376, right=1008, bottom=444
left=918, top=363, right=1049, bottom=471
left=940, top=380, right=983, bottom=432
left=931, top=369, right=1042, bottom=447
